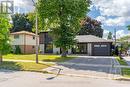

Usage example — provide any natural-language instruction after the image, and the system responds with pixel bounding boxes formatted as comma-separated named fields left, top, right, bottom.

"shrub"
left=15, top=46, right=21, bottom=54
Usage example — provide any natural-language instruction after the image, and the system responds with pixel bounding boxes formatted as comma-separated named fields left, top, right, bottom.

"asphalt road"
left=0, top=70, right=129, bottom=87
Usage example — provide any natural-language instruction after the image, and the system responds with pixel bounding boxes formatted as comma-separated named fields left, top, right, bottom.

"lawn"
left=3, top=54, right=76, bottom=62
left=0, top=61, right=52, bottom=72
left=116, top=57, right=130, bottom=78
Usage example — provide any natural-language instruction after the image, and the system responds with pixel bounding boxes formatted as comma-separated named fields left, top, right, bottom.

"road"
left=0, top=70, right=129, bottom=87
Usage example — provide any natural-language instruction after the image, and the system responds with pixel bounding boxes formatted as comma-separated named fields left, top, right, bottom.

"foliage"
left=118, top=36, right=130, bottom=52
left=11, top=13, right=33, bottom=32
left=121, top=42, right=130, bottom=52
left=118, top=35, right=130, bottom=41
left=14, top=45, right=21, bottom=54
left=127, top=25, right=130, bottom=30
left=107, top=32, right=112, bottom=39
left=78, top=16, right=103, bottom=38
left=37, top=0, right=91, bottom=56
left=27, top=12, right=44, bottom=32
left=0, top=14, right=11, bottom=62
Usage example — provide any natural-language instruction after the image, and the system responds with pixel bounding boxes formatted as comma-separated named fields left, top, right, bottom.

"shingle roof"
left=75, top=35, right=113, bottom=43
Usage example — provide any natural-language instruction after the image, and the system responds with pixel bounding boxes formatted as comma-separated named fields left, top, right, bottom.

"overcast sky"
left=1, top=0, right=130, bottom=39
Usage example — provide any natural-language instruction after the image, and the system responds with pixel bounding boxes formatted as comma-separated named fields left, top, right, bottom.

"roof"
left=75, top=35, right=113, bottom=43
left=10, top=31, right=37, bottom=36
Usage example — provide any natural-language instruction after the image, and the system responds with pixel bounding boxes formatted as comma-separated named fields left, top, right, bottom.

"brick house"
left=10, top=31, right=39, bottom=54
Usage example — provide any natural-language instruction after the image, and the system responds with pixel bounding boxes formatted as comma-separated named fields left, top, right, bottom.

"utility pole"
left=114, top=28, right=116, bottom=46
left=32, top=0, right=39, bottom=63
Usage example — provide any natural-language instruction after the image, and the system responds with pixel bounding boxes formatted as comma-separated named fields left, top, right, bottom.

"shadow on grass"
left=0, top=61, right=22, bottom=73
left=42, top=57, right=76, bottom=62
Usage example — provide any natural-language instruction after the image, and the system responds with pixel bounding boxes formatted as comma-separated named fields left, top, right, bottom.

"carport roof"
left=76, top=35, right=113, bottom=43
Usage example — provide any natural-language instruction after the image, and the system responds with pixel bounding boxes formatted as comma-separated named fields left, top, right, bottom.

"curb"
left=114, top=77, right=130, bottom=81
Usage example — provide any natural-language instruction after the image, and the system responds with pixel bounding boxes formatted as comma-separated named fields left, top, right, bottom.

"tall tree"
left=79, top=17, right=103, bottom=37
left=107, top=32, right=112, bottom=39
left=37, top=0, right=91, bottom=57
left=11, top=13, right=32, bottom=32
left=0, top=14, right=11, bottom=63
left=27, top=12, right=44, bottom=32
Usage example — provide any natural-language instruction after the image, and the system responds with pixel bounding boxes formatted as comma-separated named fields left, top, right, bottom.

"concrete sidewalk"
left=3, top=59, right=55, bottom=64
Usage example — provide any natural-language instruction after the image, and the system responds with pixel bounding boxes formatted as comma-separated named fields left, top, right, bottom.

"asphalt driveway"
left=44, top=56, right=121, bottom=79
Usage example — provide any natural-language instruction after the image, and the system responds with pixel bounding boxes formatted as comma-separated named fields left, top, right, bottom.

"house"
left=74, top=35, right=113, bottom=56
left=39, top=32, right=113, bottom=56
left=10, top=31, right=39, bottom=54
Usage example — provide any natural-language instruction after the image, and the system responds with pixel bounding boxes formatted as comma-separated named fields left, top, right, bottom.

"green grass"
left=3, top=54, right=76, bottom=62
left=122, top=68, right=130, bottom=78
left=0, top=61, right=52, bottom=72
left=116, top=57, right=128, bottom=65
left=116, top=57, right=130, bottom=78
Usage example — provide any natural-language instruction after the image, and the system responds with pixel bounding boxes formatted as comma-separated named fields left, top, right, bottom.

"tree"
left=37, top=0, right=91, bottom=57
left=27, top=12, right=44, bottom=32
left=11, top=13, right=33, bottom=32
left=0, top=14, right=11, bottom=63
left=107, top=32, right=112, bottom=39
left=78, top=17, right=103, bottom=37
left=127, top=25, right=130, bottom=30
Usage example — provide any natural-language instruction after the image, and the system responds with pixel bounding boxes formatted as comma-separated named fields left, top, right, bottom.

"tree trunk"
left=0, top=52, right=3, bottom=63
left=61, top=48, right=67, bottom=57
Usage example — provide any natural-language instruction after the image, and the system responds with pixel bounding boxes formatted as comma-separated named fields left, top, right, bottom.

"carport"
left=73, top=35, right=113, bottom=56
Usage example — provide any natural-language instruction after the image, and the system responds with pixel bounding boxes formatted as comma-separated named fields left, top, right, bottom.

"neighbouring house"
left=39, top=32, right=113, bottom=56
left=10, top=31, right=39, bottom=54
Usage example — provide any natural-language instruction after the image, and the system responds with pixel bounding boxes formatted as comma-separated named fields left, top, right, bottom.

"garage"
left=92, top=43, right=111, bottom=56
left=75, top=35, right=113, bottom=56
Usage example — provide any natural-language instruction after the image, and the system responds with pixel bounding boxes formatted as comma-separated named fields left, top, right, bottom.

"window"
left=101, top=45, right=107, bottom=47
left=94, top=45, right=100, bottom=47
left=14, top=35, right=19, bottom=39
left=33, top=36, right=35, bottom=40
left=32, top=46, right=35, bottom=49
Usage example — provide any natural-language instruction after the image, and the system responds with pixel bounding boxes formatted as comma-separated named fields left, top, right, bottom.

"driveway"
left=44, top=56, right=121, bottom=79
left=0, top=70, right=129, bottom=87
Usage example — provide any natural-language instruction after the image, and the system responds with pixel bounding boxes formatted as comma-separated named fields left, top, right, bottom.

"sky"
left=1, top=0, right=130, bottom=39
